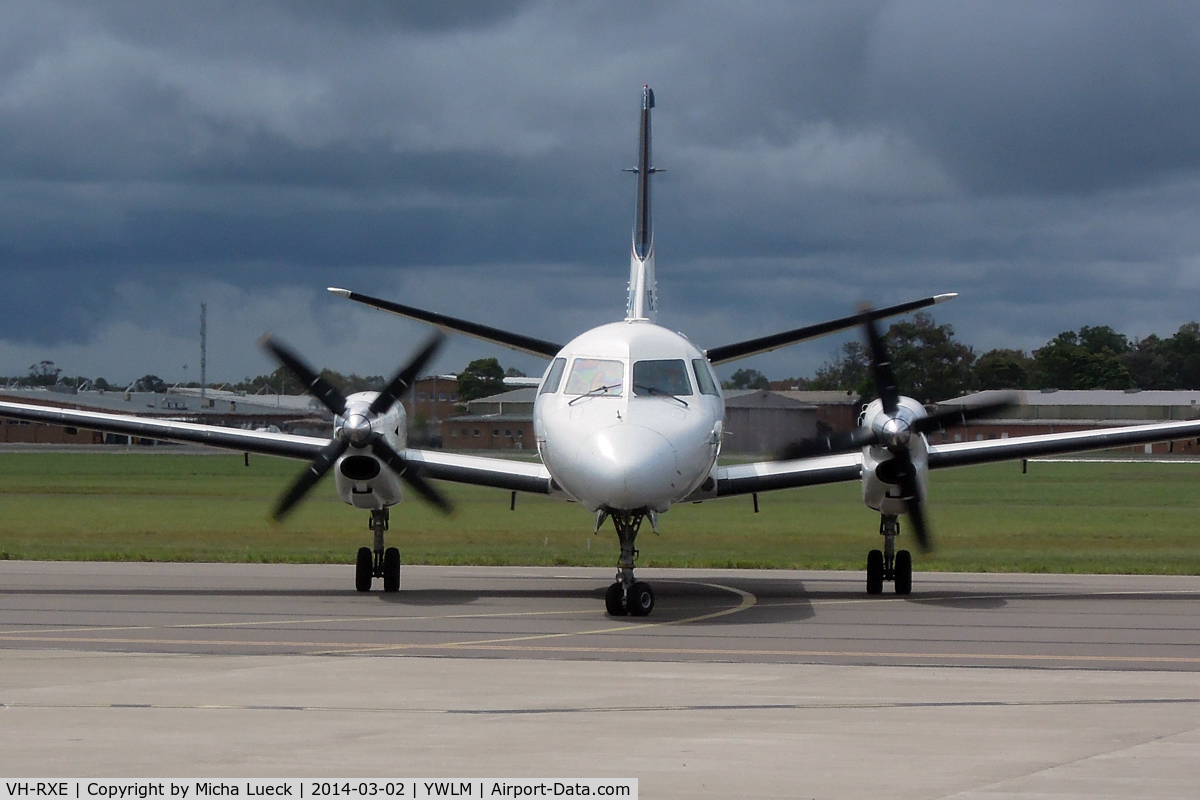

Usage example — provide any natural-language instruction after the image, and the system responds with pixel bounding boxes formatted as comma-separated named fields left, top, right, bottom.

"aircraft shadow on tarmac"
left=383, top=579, right=1009, bottom=624
left=16, top=581, right=1198, bottom=624
left=377, top=581, right=818, bottom=624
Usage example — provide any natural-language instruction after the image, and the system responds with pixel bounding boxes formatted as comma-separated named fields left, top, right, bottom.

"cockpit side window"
left=633, top=359, right=693, bottom=397
left=539, top=358, right=567, bottom=395
left=564, top=358, right=624, bottom=396
left=691, top=358, right=719, bottom=396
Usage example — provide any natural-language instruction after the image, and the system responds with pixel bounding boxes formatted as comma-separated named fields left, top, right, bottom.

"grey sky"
left=4, top=1, right=1200, bottom=385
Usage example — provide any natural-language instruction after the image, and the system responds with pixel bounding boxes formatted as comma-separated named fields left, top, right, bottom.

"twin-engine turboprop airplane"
left=5, top=85, right=1200, bottom=616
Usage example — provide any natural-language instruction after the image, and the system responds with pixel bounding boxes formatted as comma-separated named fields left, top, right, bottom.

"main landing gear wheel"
left=383, top=546, right=401, bottom=593
left=355, top=547, right=373, bottom=592
left=605, top=583, right=627, bottom=617
left=894, top=549, right=912, bottom=595
left=627, top=581, right=655, bottom=616
left=866, top=549, right=884, bottom=595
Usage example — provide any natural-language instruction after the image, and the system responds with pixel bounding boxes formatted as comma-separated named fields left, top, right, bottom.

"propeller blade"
left=892, top=451, right=932, bottom=552
left=777, top=427, right=879, bottom=460
left=272, top=437, right=349, bottom=521
left=369, top=331, right=446, bottom=416
left=260, top=336, right=348, bottom=418
left=859, top=305, right=900, bottom=415
left=370, top=438, right=454, bottom=515
left=913, top=395, right=1019, bottom=435
left=904, top=492, right=933, bottom=553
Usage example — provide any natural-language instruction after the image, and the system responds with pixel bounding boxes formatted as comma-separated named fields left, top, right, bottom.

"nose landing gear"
left=867, top=514, right=912, bottom=595
left=355, top=508, right=401, bottom=593
left=605, top=511, right=655, bottom=617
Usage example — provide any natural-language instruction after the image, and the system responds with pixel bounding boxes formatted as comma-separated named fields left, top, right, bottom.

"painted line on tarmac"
left=396, top=643, right=1200, bottom=665
left=0, top=580, right=757, bottom=656
left=319, top=581, right=758, bottom=655
left=0, top=607, right=600, bottom=638
left=1, top=633, right=1199, bottom=665
left=2, top=697, right=1197, bottom=715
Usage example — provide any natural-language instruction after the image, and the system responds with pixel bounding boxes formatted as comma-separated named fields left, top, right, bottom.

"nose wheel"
left=867, top=514, right=912, bottom=595
left=606, top=580, right=655, bottom=617
left=604, top=511, right=656, bottom=616
left=354, top=509, right=401, bottom=592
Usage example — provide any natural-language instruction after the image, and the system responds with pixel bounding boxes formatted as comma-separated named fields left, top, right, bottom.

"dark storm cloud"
left=863, top=2, right=1200, bottom=194
left=5, top=0, right=1200, bottom=381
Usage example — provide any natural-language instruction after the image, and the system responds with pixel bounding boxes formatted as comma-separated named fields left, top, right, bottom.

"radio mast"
left=200, top=302, right=207, bottom=403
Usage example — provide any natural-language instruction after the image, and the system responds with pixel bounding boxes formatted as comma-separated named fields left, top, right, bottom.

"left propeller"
left=259, top=331, right=452, bottom=521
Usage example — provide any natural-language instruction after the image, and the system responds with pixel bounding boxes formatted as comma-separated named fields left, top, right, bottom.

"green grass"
left=0, top=452, right=1197, bottom=574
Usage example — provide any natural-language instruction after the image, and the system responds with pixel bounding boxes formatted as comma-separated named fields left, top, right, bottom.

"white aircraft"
left=5, top=85, right=1200, bottom=616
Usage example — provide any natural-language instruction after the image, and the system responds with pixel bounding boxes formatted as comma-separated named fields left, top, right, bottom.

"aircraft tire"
left=866, top=549, right=884, bottom=595
left=355, top=547, right=373, bottom=592
left=894, top=550, right=912, bottom=595
left=383, top=547, right=401, bottom=593
left=605, top=582, right=627, bottom=617
left=628, top=581, right=655, bottom=617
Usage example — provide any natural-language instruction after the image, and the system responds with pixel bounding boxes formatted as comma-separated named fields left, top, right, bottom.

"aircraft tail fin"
left=625, top=85, right=660, bottom=321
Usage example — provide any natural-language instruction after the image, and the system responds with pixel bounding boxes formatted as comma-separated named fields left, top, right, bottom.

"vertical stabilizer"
left=625, top=86, right=660, bottom=321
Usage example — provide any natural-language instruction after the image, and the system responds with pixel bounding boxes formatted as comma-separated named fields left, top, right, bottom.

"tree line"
left=11, top=315, right=1200, bottom=405
left=1, top=357, right=526, bottom=404
left=723, top=312, right=1200, bottom=403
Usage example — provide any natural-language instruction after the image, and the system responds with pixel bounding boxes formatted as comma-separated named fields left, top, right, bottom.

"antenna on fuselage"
left=624, top=85, right=661, bottom=322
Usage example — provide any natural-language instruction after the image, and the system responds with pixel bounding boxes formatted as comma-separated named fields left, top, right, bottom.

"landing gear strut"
left=867, top=514, right=912, bottom=596
left=605, top=511, right=655, bottom=617
left=355, top=508, right=400, bottom=593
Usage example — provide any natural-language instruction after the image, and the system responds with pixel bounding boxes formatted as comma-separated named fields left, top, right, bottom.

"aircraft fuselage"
left=535, top=320, right=723, bottom=513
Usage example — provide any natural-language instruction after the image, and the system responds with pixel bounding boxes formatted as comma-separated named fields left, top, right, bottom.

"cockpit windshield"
left=564, top=358, right=624, bottom=397
left=632, top=359, right=693, bottom=397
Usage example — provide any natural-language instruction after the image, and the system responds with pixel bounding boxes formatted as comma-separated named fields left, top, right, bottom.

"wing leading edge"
left=0, top=400, right=550, bottom=494
left=713, top=417, right=1200, bottom=497
left=705, top=293, right=957, bottom=366
left=328, top=288, right=564, bottom=359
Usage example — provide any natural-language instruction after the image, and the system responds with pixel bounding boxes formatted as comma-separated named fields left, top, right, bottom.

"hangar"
left=934, top=389, right=1200, bottom=454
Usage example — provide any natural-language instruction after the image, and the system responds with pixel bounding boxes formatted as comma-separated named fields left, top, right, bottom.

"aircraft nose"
left=577, top=425, right=679, bottom=510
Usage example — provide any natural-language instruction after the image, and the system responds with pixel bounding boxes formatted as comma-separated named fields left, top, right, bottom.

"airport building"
left=0, top=386, right=328, bottom=445
left=404, top=375, right=460, bottom=434
left=934, top=389, right=1200, bottom=454
left=440, top=388, right=536, bottom=450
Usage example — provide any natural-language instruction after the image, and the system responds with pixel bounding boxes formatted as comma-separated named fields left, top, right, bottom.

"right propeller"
left=778, top=306, right=1016, bottom=552
left=260, top=331, right=452, bottom=521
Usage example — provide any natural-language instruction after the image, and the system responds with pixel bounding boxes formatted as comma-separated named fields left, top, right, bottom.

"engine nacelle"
left=859, top=396, right=930, bottom=516
left=331, top=391, right=409, bottom=510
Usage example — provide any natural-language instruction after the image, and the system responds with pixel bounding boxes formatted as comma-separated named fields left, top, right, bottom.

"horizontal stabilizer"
left=704, top=293, right=957, bottom=365
left=329, top=288, right=563, bottom=359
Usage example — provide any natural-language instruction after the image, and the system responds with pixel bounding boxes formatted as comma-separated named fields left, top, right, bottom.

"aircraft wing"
left=925, top=418, right=1200, bottom=469
left=705, top=293, right=957, bottom=365
left=714, top=417, right=1200, bottom=497
left=715, top=453, right=862, bottom=496
left=0, top=399, right=327, bottom=459
left=328, top=287, right=563, bottom=359
left=0, top=400, right=552, bottom=494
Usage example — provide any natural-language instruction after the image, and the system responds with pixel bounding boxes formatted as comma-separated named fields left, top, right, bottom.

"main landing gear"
left=866, top=514, right=912, bottom=596
left=355, top=508, right=401, bottom=593
left=604, top=511, right=655, bottom=617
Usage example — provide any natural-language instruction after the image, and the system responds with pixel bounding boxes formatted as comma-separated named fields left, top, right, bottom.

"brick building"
left=440, top=388, right=535, bottom=450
